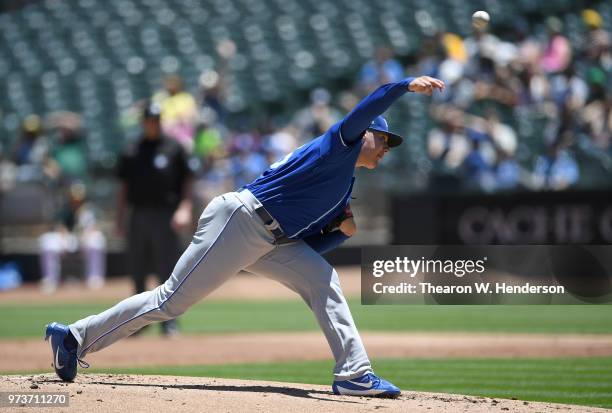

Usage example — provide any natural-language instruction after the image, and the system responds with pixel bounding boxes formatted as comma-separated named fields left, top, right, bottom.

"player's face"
left=357, top=130, right=390, bottom=169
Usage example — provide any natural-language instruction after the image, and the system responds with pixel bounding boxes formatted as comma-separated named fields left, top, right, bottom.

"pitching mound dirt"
left=1, top=374, right=607, bottom=413
left=3, top=332, right=612, bottom=373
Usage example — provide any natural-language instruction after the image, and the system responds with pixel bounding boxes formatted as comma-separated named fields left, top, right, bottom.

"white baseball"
left=472, top=10, right=490, bottom=29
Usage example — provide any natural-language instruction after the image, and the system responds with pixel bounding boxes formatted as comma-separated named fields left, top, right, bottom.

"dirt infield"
left=3, top=266, right=612, bottom=373
left=3, top=332, right=612, bottom=373
left=1, top=374, right=607, bottom=413
left=0, top=267, right=363, bottom=304
left=2, top=268, right=611, bottom=412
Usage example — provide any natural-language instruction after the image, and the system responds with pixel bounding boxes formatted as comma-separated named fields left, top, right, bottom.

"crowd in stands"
left=142, top=8, right=609, bottom=197
left=2, top=8, right=610, bottom=200
left=0, top=5, right=610, bottom=290
left=420, top=11, right=610, bottom=192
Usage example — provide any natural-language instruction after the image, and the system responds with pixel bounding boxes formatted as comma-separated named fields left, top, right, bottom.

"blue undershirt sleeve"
left=340, top=77, right=415, bottom=144
left=303, top=231, right=350, bottom=254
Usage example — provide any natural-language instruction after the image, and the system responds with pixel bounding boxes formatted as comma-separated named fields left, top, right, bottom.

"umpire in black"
left=116, top=102, right=193, bottom=336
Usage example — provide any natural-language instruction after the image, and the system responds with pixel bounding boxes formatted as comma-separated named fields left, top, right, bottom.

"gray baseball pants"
left=69, top=190, right=372, bottom=380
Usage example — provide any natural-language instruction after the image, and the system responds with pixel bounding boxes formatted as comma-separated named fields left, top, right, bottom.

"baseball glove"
left=322, top=204, right=354, bottom=234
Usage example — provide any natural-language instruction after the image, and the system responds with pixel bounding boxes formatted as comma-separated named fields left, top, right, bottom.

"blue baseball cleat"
left=44, top=322, right=80, bottom=382
left=332, top=372, right=401, bottom=398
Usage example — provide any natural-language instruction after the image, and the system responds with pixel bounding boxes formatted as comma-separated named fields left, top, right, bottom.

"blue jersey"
left=245, top=77, right=414, bottom=239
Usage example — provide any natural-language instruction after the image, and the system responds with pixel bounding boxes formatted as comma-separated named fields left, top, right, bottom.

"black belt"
left=253, top=206, right=294, bottom=245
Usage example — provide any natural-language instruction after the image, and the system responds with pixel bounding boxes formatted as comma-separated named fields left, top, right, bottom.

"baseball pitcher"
left=45, top=75, right=445, bottom=398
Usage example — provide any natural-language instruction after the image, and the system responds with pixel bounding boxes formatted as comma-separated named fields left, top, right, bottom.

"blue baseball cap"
left=367, top=116, right=404, bottom=148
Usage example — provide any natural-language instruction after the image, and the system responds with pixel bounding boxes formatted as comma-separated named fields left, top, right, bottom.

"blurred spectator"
left=494, top=150, right=521, bottom=191
left=582, top=9, right=610, bottom=71
left=261, top=126, right=299, bottom=165
left=357, top=46, right=404, bottom=94
left=579, top=9, right=611, bottom=151
left=441, top=32, right=468, bottom=65
left=414, top=35, right=445, bottom=79
left=228, top=132, right=268, bottom=189
left=0, top=149, right=17, bottom=192
left=51, top=127, right=88, bottom=183
left=581, top=90, right=611, bottom=149
left=515, top=64, right=550, bottom=107
left=39, top=183, right=106, bottom=294
left=427, top=108, right=470, bottom=170
left=541, top=17, right=572, bottom=74
left=484, top=109, right=518, bottom=157
left=116, top=102, right=193, bottom=336
left=549, top=65, right=589, bottom=110
left=46, top=112, right=88, bottom=185
left=153, top=74, right=198, bottom=151
left=193, top=108, right=226, bottom=162
left=337, top=90, right=360, bottom=115
left=197, top=39, right=235, bottom=124
left=461, top=130, right=495, bottom=191
left=193, top=157, right=233, bottom=208
left=484, top=110, right=521, bottom=191
left=191, top=108, right=232, bottom=207
left=199, top=70, right=229, bottom=126
left=533, top=141, right=579, bottom=190
left=585, top=66, right=608, bottom=104
left=473, top=65, right=520, bottom=108
left=463, top=25, right=503, bottom=81
left=11, top=115, right=51, bottom=183
left=436, top=33, right=468, bottom=101
left=12, top=115, right=49, bottom=167
left=293, top=88, right=341, bottom=143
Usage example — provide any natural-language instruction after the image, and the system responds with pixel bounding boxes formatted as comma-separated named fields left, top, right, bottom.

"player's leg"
left=68, top=194, right=274, bottom=359
left=245, top=241, right=372, bottom=380
left=246, top=242, right=400, bottom=397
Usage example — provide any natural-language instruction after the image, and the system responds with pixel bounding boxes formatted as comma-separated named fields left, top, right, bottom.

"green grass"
left=82, top=357, right=612, bottom=408
left=4, top=357, right=612, bottom=407
left=1, top=300, right=611, bottom=339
